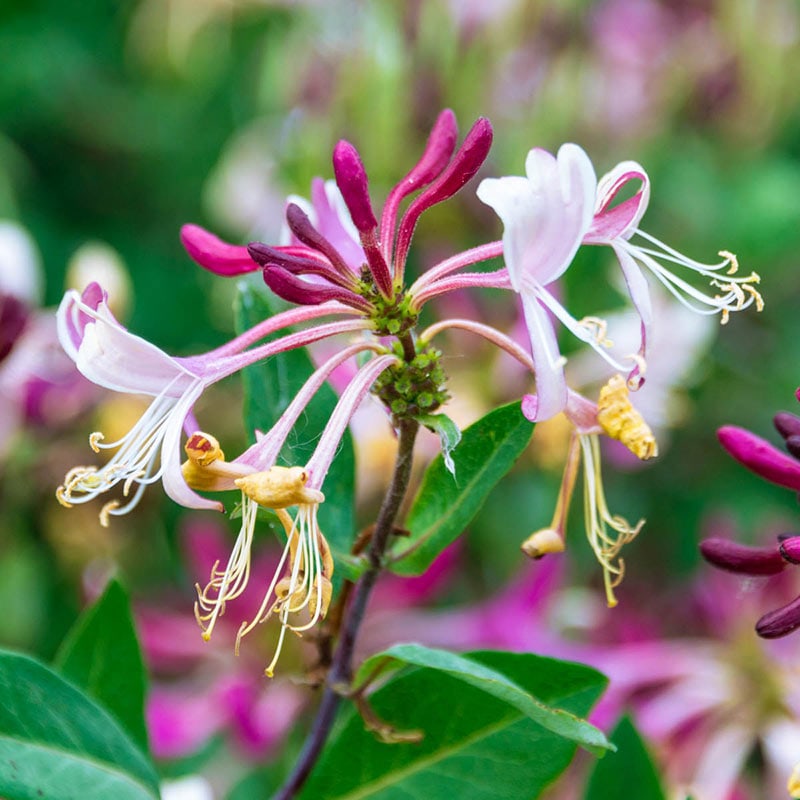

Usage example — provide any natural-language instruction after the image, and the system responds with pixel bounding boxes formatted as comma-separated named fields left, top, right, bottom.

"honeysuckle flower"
left=182, top=351, right=397, bottom=675
left=700, top=408, right=800, bottom=639
left=476, top=143, right=762, bottom=422
left=55, top=281, right=368, bottom=525
left=519, top=373, right=657, bottom=607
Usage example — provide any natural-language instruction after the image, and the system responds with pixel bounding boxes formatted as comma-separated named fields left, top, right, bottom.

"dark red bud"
left=262, top=266, right=370, bottom=312
left=779, top=535, right=800, bottom=564
left=774, top=411, right=800, bottom=440
left=756, top=595, right=800, bottom=638
left=699, top=537, right=786, bottom=575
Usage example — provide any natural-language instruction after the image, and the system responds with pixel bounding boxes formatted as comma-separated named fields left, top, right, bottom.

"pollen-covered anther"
left=235, top=466, right=325, bottom=509
left=99, top=499, right=120, bottom=528
left=596, top=374, right=658, bottom=460
left=744, top=282, right=765, bottom=312
left=185, top=431, right=225, bottom=466
left=579, top=316, right=613, bottom=348
left=521, top=528, right=565, bottom=560
left=89, top=432, right=104, bottom=453
left=719, top=249, right=739, bottom=275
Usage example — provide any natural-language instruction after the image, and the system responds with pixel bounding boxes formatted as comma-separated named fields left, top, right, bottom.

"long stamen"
left=580, top=434, right=644, bottom=608
left=618, top=235, right=763, bottom=323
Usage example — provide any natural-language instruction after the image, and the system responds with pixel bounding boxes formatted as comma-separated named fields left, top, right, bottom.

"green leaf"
left=54, top=579, right=149, bottom=752
left=234, top=281, right=356, bottom=560
left=355, top=644, right=610, bottom=756
left=297, top=651, right=607, bottom=800
left=584, top=716, right=666, bottom=800
left=415, top=412, right=461, bottom=476
left=391, top=402, right=534, bottom=575
left=0, top=650, right=160, bottom=800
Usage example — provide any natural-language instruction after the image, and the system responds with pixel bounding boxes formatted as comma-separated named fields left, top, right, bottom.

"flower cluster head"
left=55, top=108, right=762, bottom=672
left=701, top=407, right=800, bottom=639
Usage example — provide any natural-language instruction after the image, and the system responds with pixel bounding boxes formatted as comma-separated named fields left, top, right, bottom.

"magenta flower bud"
left=718, top=425, right=800, bottom=492
left=395, top=117, right=493, bottom=270
left=779, top=535, right=800, bottom=565
left=756, top=595, right=800, bottom=638
left=180, top=224, right=257, bottom=276
left=774, top=411, right=800, bottom=440
left=699, top=537, right=786, bottom=576
left=262, top=266, right=371, bottom=312
left=402, top=109, right=459, bottom=190
left=284, top=204, right=353, bottom=278
left=332, top=140, right=378, bottom=233
left=248, top=243, right=355, bottom=290
left=0, top=293, right=28, bottom=364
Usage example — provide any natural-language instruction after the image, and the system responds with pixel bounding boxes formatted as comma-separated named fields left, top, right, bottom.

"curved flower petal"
left=718, top=425, right=800, bottom=492
left=58, top=287, right=200, bottom=396
left=518, top=294, right=568, bottom=421
left=180, top=224, right=257, bottom=276
left=584, top=160, right=650, bottom=243
left=476, top=143, right=596, bottom=289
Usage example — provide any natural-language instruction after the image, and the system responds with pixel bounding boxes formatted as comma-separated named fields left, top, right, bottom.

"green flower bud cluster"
left=359, top=277, right=418, bottom=337
left=373, top=342, right=449, bottom=419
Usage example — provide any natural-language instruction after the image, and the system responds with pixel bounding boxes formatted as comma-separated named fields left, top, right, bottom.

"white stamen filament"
left=57, top=374, right=203, bottom=521
left=617, top=232, right=762, bottom=321
left=195, top=492, right=258, bottom=640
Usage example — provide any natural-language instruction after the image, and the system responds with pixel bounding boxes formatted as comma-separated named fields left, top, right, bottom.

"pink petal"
left=584, top=160, right=650, bottom=242
left=180, top=224, right=257, bottom=276
left=718, top=425, right=800, bottom=491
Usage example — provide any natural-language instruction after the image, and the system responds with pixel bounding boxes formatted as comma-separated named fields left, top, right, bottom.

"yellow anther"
left=99, top=500, right=120, bottom=528
left=235, top=466, right=324, bottom=509
left=788, top=762, right=800, bottom=798
left=579, top=316, right=613, bottom=348
left=719, top=250, right=739, bottom=275
left=521, top=528, right=565, bottom=560
left=55, top=486, right=73, bottom=508
left=720, top=308, right=730, bottom=325
left=89, top=432, right=104, bottom=453
left=744, top=283, right=764, bottom=312
left=184, top=431, right=225, bottom=466
left=596, top=375, right=658, bottom=460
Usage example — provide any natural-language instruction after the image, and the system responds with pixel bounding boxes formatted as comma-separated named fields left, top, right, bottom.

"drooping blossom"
left=55, top=282, right=369, bottom=524
left=700, top=407, right=800, bottom=639
left=476, top=143, right=762, bottom=423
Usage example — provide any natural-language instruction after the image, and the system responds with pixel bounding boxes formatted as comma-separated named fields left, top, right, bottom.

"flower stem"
left=271, top=417, right=420, bottom=800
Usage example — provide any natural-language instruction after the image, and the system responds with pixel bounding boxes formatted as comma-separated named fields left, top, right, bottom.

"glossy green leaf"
left=234, top=281, right=356, bottom=559
left=54, top=579, right=149, bottom=751
left=391, top=402, right=534, bottom=574
left=354, top=644, right=610, bottom=755
left=0, top=651, right=160, bottom=800
left=297, top=651, right=607, bottom=800
left=415, top=412, right=461, bottom=476
left=584, top=716, right=666, bottom=800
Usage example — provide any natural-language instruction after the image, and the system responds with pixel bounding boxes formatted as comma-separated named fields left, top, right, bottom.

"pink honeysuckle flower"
left=476, top=144, right=762, bottom=422
left=700, top=409, right=800, bottom=639
left=55, top=281, right=370, bottom=525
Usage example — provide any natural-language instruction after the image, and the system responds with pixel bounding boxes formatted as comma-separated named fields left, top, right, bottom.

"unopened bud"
left=699, top=537, right=786, bottom=576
